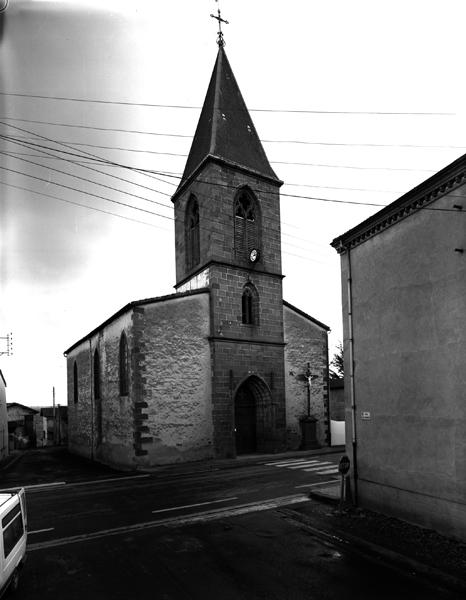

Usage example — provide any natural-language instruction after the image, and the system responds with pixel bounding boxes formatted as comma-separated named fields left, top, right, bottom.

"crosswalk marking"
left=264, top=457, right=339, bottom=477
left=288, top=461, right=330, bottom=469
left=289, top=460, right=319, bottom=469
left=303, top=464, right=335, bottom=472
left=264, top=459, right=310, bottom=467
left=316, top=468, right=339, bottom=475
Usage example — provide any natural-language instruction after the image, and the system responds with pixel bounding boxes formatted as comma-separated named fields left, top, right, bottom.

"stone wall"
left=174, top=162, right=282, bottom=287
left=67, top=310, right=134, bottom=467
left=67, top=291, right=213, bottom=469
left=283, top=305, right=329, bottom=449
left=211, top=339, right=286, bottom=457
left=135, top=291, right=213, bottom=466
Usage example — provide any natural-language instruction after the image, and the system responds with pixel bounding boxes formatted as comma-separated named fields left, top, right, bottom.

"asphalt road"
left=2, top=449, right=461, bottom=599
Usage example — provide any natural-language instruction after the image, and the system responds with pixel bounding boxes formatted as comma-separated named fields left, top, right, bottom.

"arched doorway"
left=234, top=376, right=272, bottom=455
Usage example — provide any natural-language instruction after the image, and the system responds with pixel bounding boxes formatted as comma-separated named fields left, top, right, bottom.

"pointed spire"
left=173, top=47, right=281, bottom=200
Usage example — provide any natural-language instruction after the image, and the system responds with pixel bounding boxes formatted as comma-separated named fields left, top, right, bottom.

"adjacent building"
left=65, top=44, right=330, bottom=469
left=332, top=153, right=466, bottom=540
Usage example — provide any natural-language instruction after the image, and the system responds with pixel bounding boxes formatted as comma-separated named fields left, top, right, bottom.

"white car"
left=0, top=489, right=27, bottom=597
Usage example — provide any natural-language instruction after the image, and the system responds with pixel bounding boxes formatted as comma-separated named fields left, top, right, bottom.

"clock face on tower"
left=249, top=248, right=259, bottom=263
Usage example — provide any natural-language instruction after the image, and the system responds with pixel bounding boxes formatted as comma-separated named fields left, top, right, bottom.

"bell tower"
left=172, top=41, right=287, bottom=457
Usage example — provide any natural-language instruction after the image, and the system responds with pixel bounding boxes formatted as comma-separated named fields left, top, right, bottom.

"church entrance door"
left=234, top=381, right=257, bottom=454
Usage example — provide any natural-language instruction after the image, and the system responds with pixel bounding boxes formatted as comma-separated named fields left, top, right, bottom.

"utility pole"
left=0, top=332, right=13, bottom=356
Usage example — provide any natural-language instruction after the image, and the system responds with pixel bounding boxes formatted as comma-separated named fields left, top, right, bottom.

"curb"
left=281, top=507, right=466, bottom=596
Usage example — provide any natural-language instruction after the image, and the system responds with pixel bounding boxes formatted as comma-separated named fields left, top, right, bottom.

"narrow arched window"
left=186, top=195, right=200, bottom=270
left=242, top=283, right=259, bottom=325
left=93, top=349, right=101, bottom=400
left=73, top=361, right=78, bottom=404
left=119, top=332, right=129, bottom=396
left=234, top=189, right=260, bottom=261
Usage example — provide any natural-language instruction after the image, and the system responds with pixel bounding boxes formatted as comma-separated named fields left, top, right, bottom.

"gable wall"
left=67, top=292, right=213, bottom=469
left=134, top=292, right=213, bottom=466
left=341, top=186, right=466, bottom=539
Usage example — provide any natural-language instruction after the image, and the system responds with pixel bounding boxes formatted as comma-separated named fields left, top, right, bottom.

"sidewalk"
left=292, top=480, right=466, bottom=597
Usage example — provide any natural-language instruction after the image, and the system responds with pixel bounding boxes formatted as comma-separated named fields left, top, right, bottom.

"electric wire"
left=1, top=123, right=463, bottom=237
left=0, top=179, right=171, bottom=231
left=0, top=91, right=454, bottom=115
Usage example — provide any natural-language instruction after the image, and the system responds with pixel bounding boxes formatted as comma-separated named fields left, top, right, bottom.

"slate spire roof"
left=173, top=46, right=281, bottom=199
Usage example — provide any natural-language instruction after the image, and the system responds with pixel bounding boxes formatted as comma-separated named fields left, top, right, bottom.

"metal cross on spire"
left=210, top=1, right=229, bottom=47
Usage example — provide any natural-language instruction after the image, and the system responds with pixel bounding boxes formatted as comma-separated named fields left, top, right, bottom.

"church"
left=64, top=40, right=330, bottom=469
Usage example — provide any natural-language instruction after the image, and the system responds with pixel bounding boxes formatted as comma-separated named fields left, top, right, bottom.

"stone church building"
left=65, top=46, right=330, bottom=469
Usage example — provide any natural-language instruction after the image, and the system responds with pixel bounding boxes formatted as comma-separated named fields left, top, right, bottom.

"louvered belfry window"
left=186, top=195, right=200, bottom=270
left=234, top=189, right=259, bottom=260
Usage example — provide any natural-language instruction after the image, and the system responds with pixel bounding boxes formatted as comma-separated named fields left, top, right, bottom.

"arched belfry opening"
left=234, top=375, right=274, bottom=455
left=234, top=187, right=261, bottom=262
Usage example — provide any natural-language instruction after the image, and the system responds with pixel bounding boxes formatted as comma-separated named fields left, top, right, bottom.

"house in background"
left=39, top=406, right=68, bottom=446
left=7, top=403, right=47, bottom=449
left=0, top=370, right=8, bottom=462
left=332, top=153, right=466, bottom=540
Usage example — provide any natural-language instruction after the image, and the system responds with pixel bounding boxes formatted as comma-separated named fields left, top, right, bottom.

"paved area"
left=2, top=447, right=466, bottom=597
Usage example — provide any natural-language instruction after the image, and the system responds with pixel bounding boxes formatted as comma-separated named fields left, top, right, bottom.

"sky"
left=0, top=0, right=465, bottom=407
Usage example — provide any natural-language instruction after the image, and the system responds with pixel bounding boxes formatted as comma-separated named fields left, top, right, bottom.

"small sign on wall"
left=361, top=411, right=371, bottom=420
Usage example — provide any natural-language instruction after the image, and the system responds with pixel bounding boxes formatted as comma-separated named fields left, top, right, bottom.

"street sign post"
left=338, top=455, right=350, bottom=512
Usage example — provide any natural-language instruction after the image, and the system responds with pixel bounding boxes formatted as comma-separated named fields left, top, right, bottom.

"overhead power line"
left=0, top=180, right=171, bottom=231
left=2, top=120, right=463, bottom=233
left=1, top=116, right=463, bottom=151
left=0, top=91, right=454, bottom=116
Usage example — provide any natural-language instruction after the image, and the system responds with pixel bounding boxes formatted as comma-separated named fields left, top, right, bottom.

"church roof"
left=63, top=288, right=210, bottom=356
left=173, top=46, right=281, bottom=200
left=283, top=300, right=330, bottom=332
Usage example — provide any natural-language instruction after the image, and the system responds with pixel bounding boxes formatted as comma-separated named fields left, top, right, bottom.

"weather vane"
left=210, top=0, right=229, bottom=47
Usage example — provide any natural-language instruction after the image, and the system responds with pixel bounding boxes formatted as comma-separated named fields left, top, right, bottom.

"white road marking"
left=152, top=497, right=238, bottom=514
left=27, top=494, right=310, bottom=551
left=316, top=468, right=339, bottom=475
left=303, top=464, right=335, bottom=472
left=28, top=527, right=55, bottom=535
left=288, top=461, right=326, bottom=469
left=263, top=459, right=309, bottom=466
left=295, top=480, right=338, bottom=489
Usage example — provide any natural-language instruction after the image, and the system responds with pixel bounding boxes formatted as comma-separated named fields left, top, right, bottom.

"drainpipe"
left=346, top=248, right=358, bottom=503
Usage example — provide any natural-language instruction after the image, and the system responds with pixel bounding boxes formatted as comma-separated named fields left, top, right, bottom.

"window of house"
left=234, top=189, right=259, bottom=260
left=186, top=195, right=200, bottom=270
left=93, top=349, right=101, bottom=400
left=242, top=283, right=259, bottom=325
left=73, top=361, right=78, bottom=404
left=119, top=332, right=129, bottom=396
